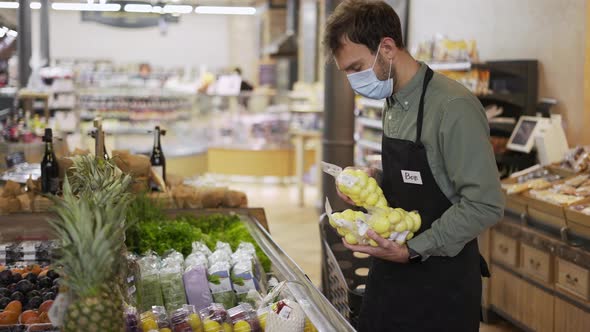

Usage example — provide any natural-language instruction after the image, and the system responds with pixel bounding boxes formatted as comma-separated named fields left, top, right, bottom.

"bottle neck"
left=153, top=129, right=161, bottom=149
left=45, top=140, right=53, bottom=154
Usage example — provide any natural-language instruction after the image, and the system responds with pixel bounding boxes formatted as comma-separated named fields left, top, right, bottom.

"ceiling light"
left=30, top=2, right=41, bottom=9
left=124, top=4, right=152, bottom=13
left=151, top=5, right=162, bottom=13
left=51, top=3, right=121, bottom=11
left=0, top=2, right=18, bottom=9
left=195, top=6, right=256, bottom=15
left=7, top=29, right=17, bottom=37
left=163, top=5, right=192, bottom=14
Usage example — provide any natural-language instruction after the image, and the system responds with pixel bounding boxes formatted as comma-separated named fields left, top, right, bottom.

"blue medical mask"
left=346, top=45, right=393, bottom=100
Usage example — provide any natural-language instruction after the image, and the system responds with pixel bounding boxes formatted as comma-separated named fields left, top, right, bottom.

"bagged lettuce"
left=138, top=251, right=165, bottom=312
left=192, top=241, right=212, bottom=257
left=161, top=250, right=188, bottom=312
left=208, top=260, right=237, bottom=309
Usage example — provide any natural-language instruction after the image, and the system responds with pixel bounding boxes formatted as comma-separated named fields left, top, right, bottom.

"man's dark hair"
left=323, top=0, right=404, bottom=58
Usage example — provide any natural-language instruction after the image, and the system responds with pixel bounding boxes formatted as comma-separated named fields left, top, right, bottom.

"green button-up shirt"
left=383, top=62, right=505, bottom=260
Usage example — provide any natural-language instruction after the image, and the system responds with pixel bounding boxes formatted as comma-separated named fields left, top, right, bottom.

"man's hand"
left=342, top=230, right=410, bottom=263
left=336, top=166, right=381, bottom=206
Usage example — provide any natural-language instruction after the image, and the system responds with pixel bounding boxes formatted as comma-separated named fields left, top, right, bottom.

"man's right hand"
left=335, top=166, right=381, bottom=206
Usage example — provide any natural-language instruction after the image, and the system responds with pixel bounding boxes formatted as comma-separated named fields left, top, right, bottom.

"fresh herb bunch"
left=125, top=196, right=271, bottom=272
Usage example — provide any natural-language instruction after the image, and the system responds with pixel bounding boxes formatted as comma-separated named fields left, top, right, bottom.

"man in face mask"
left=323, top=1, right=505, bottom=332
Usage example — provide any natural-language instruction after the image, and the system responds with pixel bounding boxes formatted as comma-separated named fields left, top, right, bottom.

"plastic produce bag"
left=231, top=255, right=260, bottom=305
left=161, top=250, right=188, bottom=312
left=208, top=249, right=232, bottom=268
left=126, top=253, right=142, bottom=308
left=199, top=303, right=232, bottom=332
left=138, top=252, right=165, bottom=312
left=233, top=242, right=267, bottom=295
left=265, top=300, right=305, bottom=332
left=215, top=241, right=233, bottom=256
left=125, top=306, right=142, bottom=332
left=228, top=303, right=262, bottom=332
left=325, top=198, right=420, bottom=246
left=170, top=304, right=203, bottom=332
left=184, top=252, right=214, bottom=311
left=322, top=161, right=387, bottom=209
left=192, top=241, right=212, bottom=257
left=208, top=261, right=237, bottom=309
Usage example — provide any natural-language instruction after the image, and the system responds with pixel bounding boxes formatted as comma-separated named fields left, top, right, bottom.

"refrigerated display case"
left=0, top=209, right=355, bottom=332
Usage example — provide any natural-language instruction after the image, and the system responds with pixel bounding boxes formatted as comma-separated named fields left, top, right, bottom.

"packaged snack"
left=161, top=250, right=188, bottom=312
left=208, top=261, right=237, bottom=309
left=322, top=162, right=387, bottom=209
left=184, top=253, right=213, bottom=311
left=138, top=252, right=165, bottom=312
left=228, top=303, right=262, bottom=332
left=199, top=303, right=232, bottom=332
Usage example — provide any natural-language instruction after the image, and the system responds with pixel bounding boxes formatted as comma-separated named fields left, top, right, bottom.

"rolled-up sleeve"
left=407, top=97, right=505, bottom=259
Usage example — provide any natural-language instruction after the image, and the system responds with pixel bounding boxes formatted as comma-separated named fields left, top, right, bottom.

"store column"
left=40, top=0, right=50, bottom=65
left=17, top=0, right=32, bottom=87
left=322, top=0, right=355, bottom=212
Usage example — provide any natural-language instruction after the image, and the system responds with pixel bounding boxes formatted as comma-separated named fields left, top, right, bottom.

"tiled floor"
left=231, top=182, right=521, bottom=332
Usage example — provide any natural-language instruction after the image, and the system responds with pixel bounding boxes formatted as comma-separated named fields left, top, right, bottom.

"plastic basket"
left=319, top=213, right=371, bottom=327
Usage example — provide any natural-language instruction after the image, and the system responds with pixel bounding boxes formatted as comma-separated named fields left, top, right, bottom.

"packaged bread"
left=2, top=181, right=22, bottom=197
left=0, top=197, right=21, bottom=214
left=201, top=188, right=226, bottom=208
left=131, top=176, right=150, bottom=193
left=16, top=194, right=31, bottom=212
left=223, top=190, right=248, bottom=208
left=113, top=151, right=151, bottom=178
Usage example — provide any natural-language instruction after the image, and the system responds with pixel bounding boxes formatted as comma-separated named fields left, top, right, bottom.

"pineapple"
left=50, top=156, right=133, bottom=332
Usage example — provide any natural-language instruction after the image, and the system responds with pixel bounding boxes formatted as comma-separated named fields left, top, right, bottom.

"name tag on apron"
left=401, top=170, right=423, bottom=185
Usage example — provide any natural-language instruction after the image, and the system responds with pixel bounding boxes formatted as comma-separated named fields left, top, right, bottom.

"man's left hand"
left=342, top=230, right=410, bottom=263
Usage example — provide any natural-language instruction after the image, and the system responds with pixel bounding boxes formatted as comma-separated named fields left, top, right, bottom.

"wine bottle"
left=150, top=126, right=166, bottom=189
left=41, top=128, right=59, bottom=194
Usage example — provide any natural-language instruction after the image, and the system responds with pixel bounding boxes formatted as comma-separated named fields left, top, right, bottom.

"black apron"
left=358, top=67, right=489, bottom=332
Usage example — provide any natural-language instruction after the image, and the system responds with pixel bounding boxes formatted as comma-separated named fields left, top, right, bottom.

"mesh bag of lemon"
left=322, top=162, right=388, bottom=209
left=322, top=162, right=422, bottom=246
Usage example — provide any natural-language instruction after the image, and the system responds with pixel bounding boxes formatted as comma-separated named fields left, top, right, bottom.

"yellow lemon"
left=203, top=320, right=222, bottom=332
left=371, top=216, right=390, bottom=234
left=394, top=222, right=407, bottom=233
left=223, top=322, right=233, bottom=332
left=233, top=320, right=251, bottom=332
left=406, top=232, right=414, bottom=240
left=388, top=210, right=402, bottom=224
left=369, top=239, right=379, bottom=247
left=141, top=319, right=158, bottom=331
left=188, top=313, right=202, bottom=331
left=345, top=233, right=358, bottom=245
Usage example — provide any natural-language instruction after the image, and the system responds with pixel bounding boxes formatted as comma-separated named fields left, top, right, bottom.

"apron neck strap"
left=416, top=67, right=434, bottom=145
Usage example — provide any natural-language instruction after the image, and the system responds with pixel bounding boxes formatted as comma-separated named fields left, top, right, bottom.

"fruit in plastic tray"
left=228, top=303, right=261, bottom=332
left=200, top=303, right=231, bottom=332
left=336, top=168, right=388, bottom=209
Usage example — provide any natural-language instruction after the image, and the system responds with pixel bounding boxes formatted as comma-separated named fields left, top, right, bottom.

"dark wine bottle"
left=41, top=128, right=59, bottom=194
left=150, top=126, right=166, bottom=189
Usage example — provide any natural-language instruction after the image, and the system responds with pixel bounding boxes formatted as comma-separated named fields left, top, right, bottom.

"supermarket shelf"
left=356, top=139, right=382, bottom=152
left=427, top=61, right=472, bottom=71
left=357, top=116, right=383, bottom=130
left=290, top=104, right=324, bottom=113
left=357, top=97, right=385, bottom=109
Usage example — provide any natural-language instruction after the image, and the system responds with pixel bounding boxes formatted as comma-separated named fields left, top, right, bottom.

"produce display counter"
left=0, top=208, right=354, bottom=332
left=481, top=170, right=590, bottom=331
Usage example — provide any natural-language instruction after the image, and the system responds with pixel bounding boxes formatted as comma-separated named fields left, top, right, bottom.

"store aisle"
left=232, top=182, right=520, bottom=332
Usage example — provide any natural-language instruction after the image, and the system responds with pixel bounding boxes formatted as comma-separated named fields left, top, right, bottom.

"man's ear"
left=380, top=37, right=399, bottom=60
